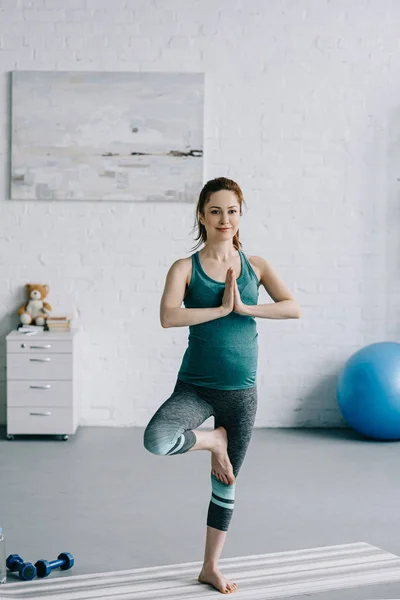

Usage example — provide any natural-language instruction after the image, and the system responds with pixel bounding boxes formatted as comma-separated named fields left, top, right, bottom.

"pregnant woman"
left=144, top=177, right=300, bottom=594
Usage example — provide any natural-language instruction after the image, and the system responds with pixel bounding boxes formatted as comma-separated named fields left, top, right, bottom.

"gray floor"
left=1, top=426, right=400, bottom=599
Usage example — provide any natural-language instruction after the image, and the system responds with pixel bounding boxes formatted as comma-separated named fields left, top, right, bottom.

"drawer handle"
left=30, top=345, right=52, bottom=349
left=30, top=385, right=52, bottom=389
left=30, top=412, right=52, bottom=416
left=29, top=358, right=51, bottom=362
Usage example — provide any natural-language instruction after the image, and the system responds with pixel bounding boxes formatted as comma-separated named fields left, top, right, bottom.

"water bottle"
left=0, top=527, right=6, bottom=584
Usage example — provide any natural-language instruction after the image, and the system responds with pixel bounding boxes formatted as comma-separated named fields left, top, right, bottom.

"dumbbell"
left=35, top=552, right=74, bottom=578
left=6, top=554, right=37, bottom=581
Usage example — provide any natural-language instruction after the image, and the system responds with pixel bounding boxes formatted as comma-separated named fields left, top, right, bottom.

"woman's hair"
left=189, top=177, right=246, bottom=252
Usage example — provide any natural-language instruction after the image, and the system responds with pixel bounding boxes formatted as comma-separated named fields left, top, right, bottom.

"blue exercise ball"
left=337, top=342, right=400, bottom=440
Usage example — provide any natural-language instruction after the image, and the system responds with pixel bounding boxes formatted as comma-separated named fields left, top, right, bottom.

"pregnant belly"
left=186, top=338, right=258, bottom=386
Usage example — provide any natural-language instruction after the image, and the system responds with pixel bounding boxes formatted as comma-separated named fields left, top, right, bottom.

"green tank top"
left=177, top=249, right=260, bottom=390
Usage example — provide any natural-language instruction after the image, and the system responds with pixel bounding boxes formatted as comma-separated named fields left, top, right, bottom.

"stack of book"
left=46, top=316, right=72, bottom=332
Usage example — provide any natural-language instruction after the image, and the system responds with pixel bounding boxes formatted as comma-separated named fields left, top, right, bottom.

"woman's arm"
left=162, top=305, right=228, bottom=328
left=160, top=259, right=229, bottom=328
left=241, top=301, right=300, bottom=319
left=240, top=256, right=300, bottom=319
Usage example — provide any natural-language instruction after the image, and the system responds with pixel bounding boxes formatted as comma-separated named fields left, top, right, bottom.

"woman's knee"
left=144, top=424, right=163, bottom=455
left=143, top=422, right=177, bottom=456
left=211, top=473, right=236, bottom=507
left=207, top=476, right=236, bottom=531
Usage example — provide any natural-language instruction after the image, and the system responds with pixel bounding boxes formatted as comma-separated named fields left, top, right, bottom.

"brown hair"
left=189, top=177, right=246, bottom=252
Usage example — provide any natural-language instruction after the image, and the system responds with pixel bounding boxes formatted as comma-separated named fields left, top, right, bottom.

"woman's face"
left=200, top=190, right=241, bottom=240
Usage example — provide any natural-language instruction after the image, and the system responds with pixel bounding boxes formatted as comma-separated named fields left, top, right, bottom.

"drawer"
left=7, top=353, right=72, bottom=380
left=7, top=381, right=72, bottom=407
left=7, top=407, right=73, bottom=435
left=7, top=340, right=72, bottom=354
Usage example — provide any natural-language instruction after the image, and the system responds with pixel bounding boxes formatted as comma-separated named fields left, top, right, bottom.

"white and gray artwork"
left=11, top=71, right=204, bottom=202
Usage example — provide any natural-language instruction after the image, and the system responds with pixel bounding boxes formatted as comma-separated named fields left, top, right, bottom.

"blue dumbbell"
left=6, top=554, right=37, bottom=580
left=35, top=552, right=74, bottom=578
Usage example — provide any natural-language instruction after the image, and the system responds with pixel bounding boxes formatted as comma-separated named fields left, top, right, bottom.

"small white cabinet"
left=6, top=330, right=80, bottom=440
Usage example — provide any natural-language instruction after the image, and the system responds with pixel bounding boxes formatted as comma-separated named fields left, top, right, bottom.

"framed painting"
left=11, top=71, right=204, bottom=202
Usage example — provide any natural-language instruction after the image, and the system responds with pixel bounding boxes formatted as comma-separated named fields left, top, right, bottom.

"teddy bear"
left=17, top=284, right=52, bottom=326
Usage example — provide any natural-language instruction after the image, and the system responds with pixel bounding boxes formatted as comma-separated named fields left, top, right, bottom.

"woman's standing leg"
left=144, top=379, right=257, bottom=595
left=198, top=385, right=258, bottom=595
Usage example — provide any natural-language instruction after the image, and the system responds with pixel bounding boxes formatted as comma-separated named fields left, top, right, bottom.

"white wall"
left=0, top=0, right=397, bottom=428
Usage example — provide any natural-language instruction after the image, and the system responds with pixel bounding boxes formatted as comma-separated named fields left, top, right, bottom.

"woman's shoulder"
left=168, top=255, right=193, bottom=287
left=246, top=253, right=263, bottom=265
left=245, top=253, right=270, bottom=266
left=245, top=254, right=265, bottom=283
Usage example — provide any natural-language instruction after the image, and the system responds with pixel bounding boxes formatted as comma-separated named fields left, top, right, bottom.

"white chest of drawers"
left=6, top=330, right=80, bottom=441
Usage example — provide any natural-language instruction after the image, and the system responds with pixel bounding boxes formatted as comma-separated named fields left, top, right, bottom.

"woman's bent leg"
left=143, top=379, right=214, bottom=456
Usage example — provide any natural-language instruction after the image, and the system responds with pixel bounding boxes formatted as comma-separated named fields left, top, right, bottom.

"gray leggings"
left=143, top=378, right=258, bottom=531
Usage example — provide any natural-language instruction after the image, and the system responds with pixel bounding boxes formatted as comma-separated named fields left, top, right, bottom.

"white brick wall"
left=0, top=0, right=397, bottom=428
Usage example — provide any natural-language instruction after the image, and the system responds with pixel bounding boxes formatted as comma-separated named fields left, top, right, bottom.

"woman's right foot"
left=211, top=427, right=235, bottom=485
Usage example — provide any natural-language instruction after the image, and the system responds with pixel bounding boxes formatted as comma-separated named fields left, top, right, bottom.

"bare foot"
left=211, top=427, right=235, bottom=485
left=198, top=566, right=238, bottom=594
